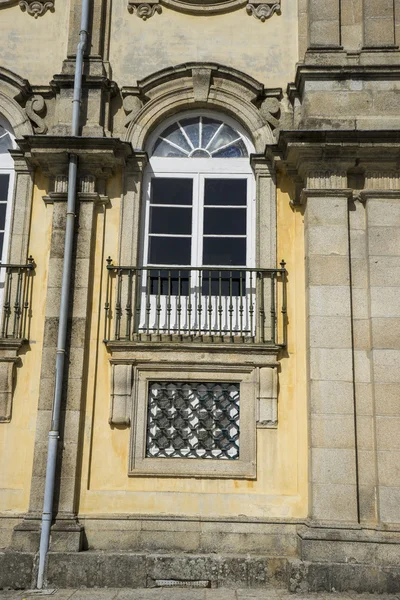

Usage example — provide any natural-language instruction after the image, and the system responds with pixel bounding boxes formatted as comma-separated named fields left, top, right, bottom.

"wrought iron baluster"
left=167, top=270, right=171, bottom=335
left=12, top=268, right=23, bottom=338
left=239, top=270, right=243, bottom=337
left=2, top=268, right=12, bottom=338
left=21, top=265, right=29, bottom=339
left=249, top=271, right=254, bottom=339
left=145, top=269, right=151, bottom=335
left=177, top=270, right=182, bottom=335
left=197, top=268, right=202, bottom=335
left=104, top=257, right=112, bottom=342
left=126, top=268, right=133, bottom=340
left=156, top=269, right=161, bottom=334
left=281, top=260, right=287, bottom=348
left=135, top=268, right=142, bottom=336
left=208, top=270, right=212, bottom=335
left=115, top=269, right=123, bottom=341
left=218, top=270, right=223, bottom=335
left=229, top=270, right=233, bottom=337
left=267, top=272, right=274, bottom=344
left=188, top=271, right=192, bottom=334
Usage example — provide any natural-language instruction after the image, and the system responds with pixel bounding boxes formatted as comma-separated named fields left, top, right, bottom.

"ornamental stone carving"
left=25, top=95, right=48, bottom=134
left=127, top=0, right=280, bottom=18
left=18, top=0, right=54, bottom=17
left=246, top=1, right=280, bottom=21
left=127, top=0, right=161, bottom=19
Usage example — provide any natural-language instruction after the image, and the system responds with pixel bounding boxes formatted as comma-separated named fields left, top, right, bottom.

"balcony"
left=104, top=260, right=287, bottom=347
left=0, top=257, right=35, bottom=341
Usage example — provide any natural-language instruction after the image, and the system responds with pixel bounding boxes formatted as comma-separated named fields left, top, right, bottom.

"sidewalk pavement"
left=1, top=589, right=400, bottom=599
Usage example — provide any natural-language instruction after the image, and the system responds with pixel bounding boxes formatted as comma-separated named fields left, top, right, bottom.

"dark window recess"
left=204, top=179, right=247, bottom=206
left=146, top=381, right=240, bottom=459
left=151, top=178, right=193, bottom=205
left=147, top=269, right=190, bottom=296
left=150, top=206, right=192, bottom=235
left=0, top=175, right=9, bottom=202
left=201, top=270, right=246, bottom=297
left=148, top=237, right=191, bottom=265
left=203, top=237, right=246, bottom=266
left=203, top=207, right=246, bottom=235
left=0, top=203, right=7, bottom=230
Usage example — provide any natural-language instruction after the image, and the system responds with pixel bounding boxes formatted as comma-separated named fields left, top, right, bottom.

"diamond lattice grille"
left=146, top=381, right=240, bottom=459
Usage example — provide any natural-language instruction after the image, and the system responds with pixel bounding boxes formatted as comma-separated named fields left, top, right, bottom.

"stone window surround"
left=129, top=363, right=257, bottom=478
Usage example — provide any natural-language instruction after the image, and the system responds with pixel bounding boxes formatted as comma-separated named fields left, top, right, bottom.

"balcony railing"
left=0, top=257, right=35, bottom=340
left=104, top=260, right=287, bottom=346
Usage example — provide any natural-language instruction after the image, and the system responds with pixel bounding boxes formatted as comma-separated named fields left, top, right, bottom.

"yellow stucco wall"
left=76, top=171, right=308, bottom=519
left=109, top=1, right=299, bottom=87
left=0, top=172, right=52, bottom=513
left=0, top=3, right=69, bottom=85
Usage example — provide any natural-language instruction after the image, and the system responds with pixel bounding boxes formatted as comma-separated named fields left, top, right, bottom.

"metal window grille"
left=146, top=381, right=240, bottom=459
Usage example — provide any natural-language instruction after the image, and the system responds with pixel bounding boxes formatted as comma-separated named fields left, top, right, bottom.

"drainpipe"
left=36, top=0, right=90, bottom=589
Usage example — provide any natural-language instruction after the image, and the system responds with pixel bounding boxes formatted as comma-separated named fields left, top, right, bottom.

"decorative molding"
left=25, top=95, right=47, bottom=134
left=306, top=170, right=347, bottom=190
left=127, top=0, right=280, bottom=17
left=122, top=94, right=143, bottom=129
left=123, top=63, right=280, bottom=152
left=109, top=361, right=132, bottom=426
left=19, top=0, right=54, bottom=17
left=246, top=1, right=280, bottom=21
left=364, top=170, right=400, bottom=191
left=127, top=0, right=161, bottom=19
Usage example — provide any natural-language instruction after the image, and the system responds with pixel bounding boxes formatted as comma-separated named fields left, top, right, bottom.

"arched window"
left=0, top=117, right=15, bottom=263
left=139, top=112, right=256, bottom=336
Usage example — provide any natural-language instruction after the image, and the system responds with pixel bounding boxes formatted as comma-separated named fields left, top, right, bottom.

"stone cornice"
left=16, top=136, right=138, bottom=176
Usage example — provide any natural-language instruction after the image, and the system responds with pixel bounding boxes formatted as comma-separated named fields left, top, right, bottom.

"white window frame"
left=0, top=116, right=15, bottom=267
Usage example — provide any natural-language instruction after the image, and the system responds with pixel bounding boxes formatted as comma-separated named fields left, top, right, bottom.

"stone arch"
left=0, top=67, right=33, bottom=137
left=123, top=63, right=280, bottom=153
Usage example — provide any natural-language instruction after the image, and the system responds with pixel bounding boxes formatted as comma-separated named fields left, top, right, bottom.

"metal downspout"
left=36, top=0, right=90, bottom=589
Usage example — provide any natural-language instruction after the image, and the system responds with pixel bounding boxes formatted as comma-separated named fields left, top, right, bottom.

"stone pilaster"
left=303, top=169, right=359, bottom=524
left=361, top=171, right=400, bottom=525
left=308, top=0, right=341, bottom=49
left=363, top=0, right=397, bottom=48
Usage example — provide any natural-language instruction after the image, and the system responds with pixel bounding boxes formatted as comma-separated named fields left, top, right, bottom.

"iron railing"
left=104, top=259, right=287, bottom=346
left=0, top=257, right=35, bottom=340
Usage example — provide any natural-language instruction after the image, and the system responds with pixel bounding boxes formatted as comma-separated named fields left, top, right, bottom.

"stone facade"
left=1, top=0, right=400, bottom=592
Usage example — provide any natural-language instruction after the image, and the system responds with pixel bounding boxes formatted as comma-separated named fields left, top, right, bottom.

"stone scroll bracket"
left=257, top=365, right=278, bottom=428
left=109, top=361, right=133, bottom=426
left=127, top=0, right=280, bottom=20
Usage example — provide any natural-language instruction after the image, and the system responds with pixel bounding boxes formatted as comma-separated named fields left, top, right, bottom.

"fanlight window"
left=152, top=116, right=248, bottom=158
left=0, top=118, right=15, bottom=262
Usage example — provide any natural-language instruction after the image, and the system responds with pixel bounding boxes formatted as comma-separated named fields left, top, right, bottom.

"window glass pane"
left=154, top=123, right=191, bottom=155
left=181, top=117, right=199, bottom=148
left=0, top=175, right=9, bottom=202
left=202, top=117, right=221, bottom=148
left=204, top=179, right=247, bottom=206
left=203, top=238, right=246, bottom=266
left=0, top=133, right=12, bottom=155
left=150, top=207, right=192, bottom=235
left=152, top=140, right=187, bottom=158
left=149, top=237, right=191, bottom=265
left=208, top=124, right=241, bottom=154
left=204, top=208, right=246, bottom=235
left=151, top=178, right=193, bottom=205
left=202, top=270, right=246, bottom=297
left=0, top=204, right=7, bottom=230
left=213, top=140, right=247, bottom=158
left=0, top=232, right=4, bottom=260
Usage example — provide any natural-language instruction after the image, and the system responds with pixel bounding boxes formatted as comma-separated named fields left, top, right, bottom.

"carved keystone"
left=19, top=0, right=55, bottom=17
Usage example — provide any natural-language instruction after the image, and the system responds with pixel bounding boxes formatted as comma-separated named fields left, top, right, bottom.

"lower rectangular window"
left=146, top=381, right=240, bottom=459
left=129, top=366, right=256, bottom=479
